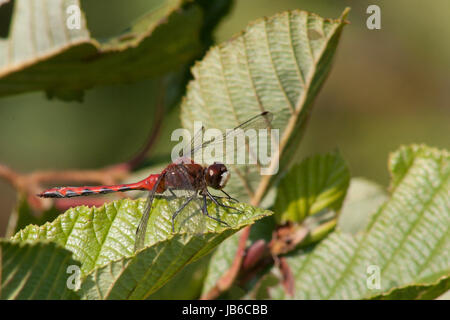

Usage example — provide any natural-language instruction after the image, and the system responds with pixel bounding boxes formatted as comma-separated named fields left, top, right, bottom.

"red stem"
left=201, top=226, right=251, bottom=300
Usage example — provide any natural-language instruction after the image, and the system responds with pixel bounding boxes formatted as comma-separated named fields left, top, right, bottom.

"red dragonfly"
left=38, top=111, right=273, bottom=251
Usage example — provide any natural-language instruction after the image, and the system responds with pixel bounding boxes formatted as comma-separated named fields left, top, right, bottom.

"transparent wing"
left=185, top=111, right=273, bottom=158
left=182, top=111, right=274, bottom=168
left=134, top=174, right=165, bottom=252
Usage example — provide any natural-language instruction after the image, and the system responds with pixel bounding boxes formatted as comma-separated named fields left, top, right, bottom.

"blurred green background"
left=0, top=0, right=449, bottom=236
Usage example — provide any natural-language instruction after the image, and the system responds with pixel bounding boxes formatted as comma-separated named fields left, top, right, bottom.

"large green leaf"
left=274, top=152, right=350, bottom=223
left=180, top=8, right=349, bottom=204
left=371, top=275, right=450, bottom=300
left=147, top=253, right=211, bottom=299
left=0, top=240, right=79, bottom=299
left=437, top=289, right=450, bottom=300
left=0, top=0, right=225, bottom=101
left=79, top=201, right=271, bottom=299
left=337, top=178, right=389, bottom=234
left=189, top=9, right=349, bottom=298
left=269, top=145, right=450, bottom=299
left=12, top=198, right=271, bottom=299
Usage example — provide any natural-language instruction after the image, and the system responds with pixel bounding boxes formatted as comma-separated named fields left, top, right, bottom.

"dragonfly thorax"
left=204, top=162, right=230, bottom=190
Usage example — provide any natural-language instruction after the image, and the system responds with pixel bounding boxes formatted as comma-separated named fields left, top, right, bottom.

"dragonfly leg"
left=220, top=189, right=239, bottom=202
left=202, top=194, right=230, bottom=227
left=168, top=188, right=177, bottom=198
left=171, top=196, right=194, bottom=233
left=206, top=189, right=242, bottom=213
left=206, top=193, right=238, bottom=203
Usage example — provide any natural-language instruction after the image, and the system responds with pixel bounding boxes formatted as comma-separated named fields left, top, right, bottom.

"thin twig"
left=279, top=257, right=294, bottom=296
left=0, top=164, right=20, bottom=188
left=201, top=226, right=251, bottom=300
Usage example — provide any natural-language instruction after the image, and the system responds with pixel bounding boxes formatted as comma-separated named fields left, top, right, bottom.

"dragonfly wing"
left=189, top=111, right=274, bottom=166
left=134, top=174, right=165, bottom=252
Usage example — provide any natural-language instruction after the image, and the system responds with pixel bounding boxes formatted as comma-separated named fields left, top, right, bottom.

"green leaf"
left=269, top=145, right=450, bottom=299
left=244, top=271, right=280, bottom=300
left=201, top=230, right=241, bottom=296
left=184, top=8, right=349, bottom=296
left=273, top=151, right=350, bottom=223
left=180, top=8, right=349, bottom=204
left=337, top=178, right=389, bottom=234
left=370, top=275, right=450, bottom=300
left=5, top=194, right=60, bottom=238
left=12, top=198, right=271, bottom=299
left=0, top=240, right=80, bottom=299
left=0, top=0, right=217, bottom=101
left=437, top=289, right=450, bottom=300
left=147, top=253, right=211, bottom=299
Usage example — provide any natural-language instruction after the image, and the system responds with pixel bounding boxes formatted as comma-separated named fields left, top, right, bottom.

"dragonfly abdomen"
left=39, top=185, right=128, bottom=198
left=38, top=174, right=161, bottom=198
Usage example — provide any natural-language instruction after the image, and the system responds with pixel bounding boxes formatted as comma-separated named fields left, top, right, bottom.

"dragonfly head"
left=205, top=162, right=230, bottom=190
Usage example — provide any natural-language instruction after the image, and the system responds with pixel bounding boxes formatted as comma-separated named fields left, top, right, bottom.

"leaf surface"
left=0, top=240, right=79, bottom=299
left=274, top=152, right=350, bottom=223
left=337, top=178, right=389, bottom=234
left=181, top=8, right=349, bottom=205
left=269, top=145, right=450, bottom=299
left=0, top=0, right=217, bottom=100
left=192, top=9, right=349, bottom=297
left=12, top=198, right=271, bottom=299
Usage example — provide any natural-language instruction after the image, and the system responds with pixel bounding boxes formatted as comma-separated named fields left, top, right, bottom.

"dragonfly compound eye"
left=205, top=163, right=230, bottom=189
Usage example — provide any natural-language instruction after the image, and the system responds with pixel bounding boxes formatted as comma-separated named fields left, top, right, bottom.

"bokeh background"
left=0, top=0, right=449, bottom=236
